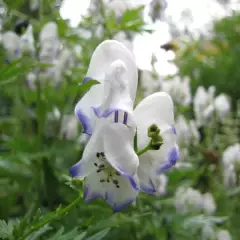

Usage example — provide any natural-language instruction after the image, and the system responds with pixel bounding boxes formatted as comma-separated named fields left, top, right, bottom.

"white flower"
left=134, top=92, right=179, bottom=194
left=202, top=192, right=216, bottom=215
left=189, top=120, right=200, bottom=145
left=194, top=86, right=215, bottom=126
left=162, top=76, right=191, bottom=106
left=70, top=40, right=139, bottom=211
left=214, top=94, right=231, bottom=120
left=217, top=230, right=232, bottom=240
left=175, top=115, right=190, bottom=146
left=39, top=22, right=60, bottom=63
left=222, top=143, right=240, bottom=187
left=2, top=31, right=21, bottom=61
left=222, top=143, right=240, bottom=166
left=140, top=70, right=161, bottom=97
left=201, top=224, right=216, bottom=240
left=223, top=164, right=237, bottom=188
left=60, top=115, right=79, bottom=140
left=175, top=187, right=203, bottom=214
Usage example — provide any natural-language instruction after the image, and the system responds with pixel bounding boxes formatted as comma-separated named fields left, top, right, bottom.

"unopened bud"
left=151, top=141, right=163, bottom=150
left=148, top=124, right=160, bottom=138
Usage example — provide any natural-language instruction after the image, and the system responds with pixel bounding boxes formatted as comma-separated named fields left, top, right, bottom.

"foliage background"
left=0, top=0, right=239, bottom=239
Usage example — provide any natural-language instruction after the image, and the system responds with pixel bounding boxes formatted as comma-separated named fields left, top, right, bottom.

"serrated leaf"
left=85, top=228, right=111, bottom=240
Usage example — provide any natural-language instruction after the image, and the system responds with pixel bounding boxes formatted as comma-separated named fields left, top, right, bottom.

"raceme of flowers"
left=69, top=40, right=179, bottom=212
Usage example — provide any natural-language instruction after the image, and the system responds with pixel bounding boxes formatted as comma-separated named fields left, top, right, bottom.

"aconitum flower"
left=214, top=93, right=231, bottom=121
left=39, top=22, right=60, bottom=64
left=222, top=143, right=240, bottom=187
left=175, top=187, right=216, bottom=215
left=70, top=40, right=139, bottom=211
left=175, top=115, right=190, bottom=146
left=194, top=86, right=215, bottom=126
left=161, top=76, right=191, bottom=107
left=202, top=192, right=216, bottom=215
left=222, top=143, right=240, bottom=166
left=2, top=31, right=21, bottom=61
left=175, top=187, right=203, bottom=214
left=70, top=40, right=179, bottom=210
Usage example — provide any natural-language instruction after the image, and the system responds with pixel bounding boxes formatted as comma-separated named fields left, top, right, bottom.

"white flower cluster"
left=175, top=187, right=216, bottom=215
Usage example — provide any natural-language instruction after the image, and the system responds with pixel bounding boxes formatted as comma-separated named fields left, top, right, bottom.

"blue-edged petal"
left=69, top=119, right=106, bottom=178
left=156, top=145, right=180, bottom=174
left=83, top=171, right=138, bottom=212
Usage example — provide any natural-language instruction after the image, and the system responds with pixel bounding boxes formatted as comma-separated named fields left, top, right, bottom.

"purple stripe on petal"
left=69, top=162, right=81, bottom=178
left=82, top=76, right=92, bottom=84
left=114, top=111, right=119, bottom=123
left=76, top=109, right=92, bottom=135
left=123, top=112, right=128, bottom=125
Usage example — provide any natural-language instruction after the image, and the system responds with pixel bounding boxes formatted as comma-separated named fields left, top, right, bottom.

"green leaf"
left=78, top=79, right=100, bottom=94
left=0, top=219, right=13, bottom=239
left=85, top=228, right=111, bottom=240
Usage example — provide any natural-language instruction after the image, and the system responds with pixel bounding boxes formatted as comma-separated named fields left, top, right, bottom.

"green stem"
left=137, top=141, right=152, bottom=156
left=20, top=194, right=82, bottom=240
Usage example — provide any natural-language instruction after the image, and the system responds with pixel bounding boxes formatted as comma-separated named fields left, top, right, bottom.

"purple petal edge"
left=116, top=167, right=139, bottom=191
left=140, top=178, right=156, bottom=194
left=113, top=198, right=136, bottom=213
left=69, top=162, right=81, bottom=178
left=75, top=109, right=92, bottom=135
left=156, top=146, right=180, bottom=174
left=84, top=185, right=102, bottom=202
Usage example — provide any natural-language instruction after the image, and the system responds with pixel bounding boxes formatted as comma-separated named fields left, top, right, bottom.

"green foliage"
left=176, top=12, right=240, bottom=106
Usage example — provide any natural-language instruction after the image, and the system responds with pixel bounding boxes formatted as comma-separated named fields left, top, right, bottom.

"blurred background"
left=0, top=0, right=240, bottom=239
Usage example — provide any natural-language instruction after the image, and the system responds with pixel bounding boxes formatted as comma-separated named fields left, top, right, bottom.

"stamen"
left=96, top=169, right=101, bottom=173
left=116, top=185, right=120, bottom=188
left=96, top=152, right=100, bottom=158
left=113, top=179, right=118, bottom=185
left=100, top=179, right=105, bottom=182
left=99, top=164, right=105, bottom=168
left=115, top=171, right=120, bottom=176
left=94, top=162, right=98, bottom=166
left=100, top=152, right=105, bottom=157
